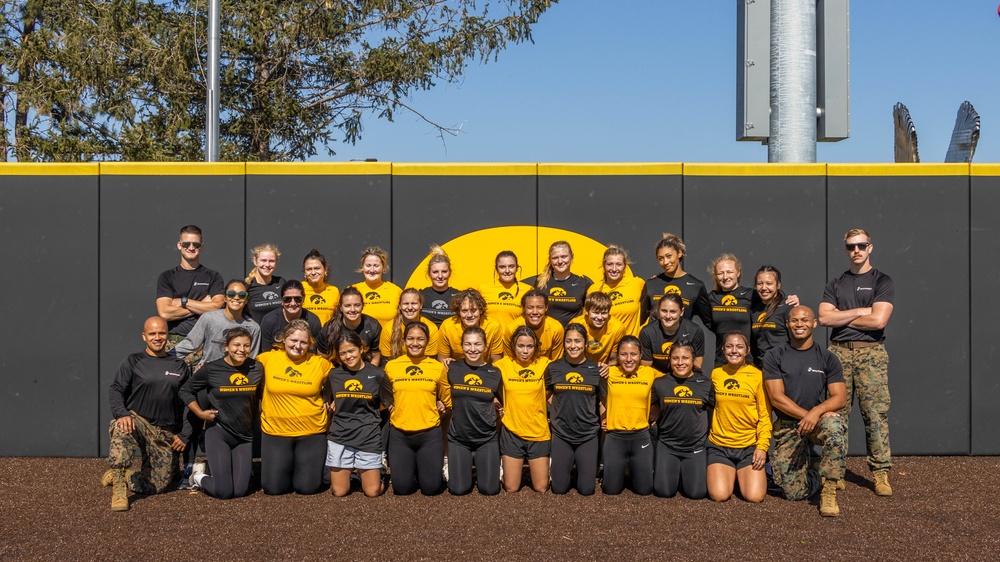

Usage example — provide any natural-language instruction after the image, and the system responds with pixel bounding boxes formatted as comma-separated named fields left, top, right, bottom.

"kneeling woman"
left=382, top=322, right=451, bottom=495
left=179, top=327, right=263, bottom=499
left=446, top=327, right=503, bottom=495
left=652, top=341, right=715, bottom=498
left=706, top=332, right=772, bottom=502
left=545, top=323, right=603, bottom=495
left=323, top=331, right=386, bottom=497
left=258, top=319, right=332, bottom=495
left=600, top=335, right=661, bottom=495
left=497, top=326, right=552, bottom=493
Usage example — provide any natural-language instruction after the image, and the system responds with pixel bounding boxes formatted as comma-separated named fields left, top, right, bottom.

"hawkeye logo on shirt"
left=517, top=368, right=535, bottom=379
left=365, top=291, right=380, bottom=301
left=229, top=373, right=250, bottom=385
left=310, top=295, right=326, bottom=304
left=757, top=312, right=767, bottom=322
left=674, top=386, right=693, bottom=397
left=499, top=292, right=515, bottom=301
left=566, top=372, right=584, bottom=383
left=406, top=366, right=423, bottom=377
left=722, top=295, right=738, bottom=306
left=550, top=288, right=567, bottom=297
left=587, top=340, right=602, bottom=352
left=432, top=300, right=448, bottom=310
left=622, top=371, right=639, bottom=379
left=463, top=374, right=483, bottom=385
left=609, top=291, right=623, bottom=302
left=285, top=366, right=303, bottom=378
left=263, top=291, right=279, bottom=301
left=660, top=342, right=674, bottom=356
left=345, top=380, right=363, bottom=391
left=724, top=378, right=741, bottom=390
left=664, top=285, right=682, bottom=296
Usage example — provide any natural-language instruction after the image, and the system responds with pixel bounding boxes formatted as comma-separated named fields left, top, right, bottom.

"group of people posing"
left=105, top=226, right=895, bottom=519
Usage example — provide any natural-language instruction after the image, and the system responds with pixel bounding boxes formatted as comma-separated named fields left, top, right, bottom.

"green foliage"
left=0, top=0, right=554, bottom=162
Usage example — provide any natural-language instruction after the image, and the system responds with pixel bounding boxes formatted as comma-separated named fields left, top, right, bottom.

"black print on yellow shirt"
left=285, top=366, right=303, bottom=378
left=499, top=292, right=515, bottom=301
left=587, top=340, right=602, bottom=352
left=310, top=295, right=326, bottom=304
left=406, top=366, right=423, bottom=377
left=609, top=291, right=623, bottom=302
left=724, top=378, right=740, bottom=390
left=517, top=368, right=535, bottom=379
left=365, top=291, right=379, bottom=301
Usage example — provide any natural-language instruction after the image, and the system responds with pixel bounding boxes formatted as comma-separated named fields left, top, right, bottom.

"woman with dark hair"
left=644, top=233, right=712, bottom=326
left=419, top=245, right=459, bottom=326
left=244, top=243, right=285, bottom=323
left=301, top=249, right=340, bottom=325
left=503, top=289, right=564, bottom=361
left=639, top=293, right=706, bottom=373
left=479, top=250, right=533, bottom=330
left=317, top=286, right=382, bottom=365
left=176, top=279, right=261, bottom=368
left=497, top=326, right=552, bottom=493
left=259, top=280, right=322, bottom=353
left=437, top=289, right=504, bottom=366
left=179, top=327, right=263, bottom=499
left=545, top=323, right=602, bottom=495
left=257, top=319, right=331, bottom=495
left=750, top=265, right=792, bottom=365
left=350, top=246, right=402, bottom=334
left=525, top=241, right=593, bottom=326
left=379, top=288, right=439, bottom=361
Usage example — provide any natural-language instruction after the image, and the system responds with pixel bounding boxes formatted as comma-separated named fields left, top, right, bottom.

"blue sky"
left=329, top=1, right=1000, bottom=164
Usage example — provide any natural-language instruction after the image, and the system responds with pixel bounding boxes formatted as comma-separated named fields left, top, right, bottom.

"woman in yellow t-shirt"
left=437, top=288, right=504, bottom=366
left=301, top=249, right=340, bottom=325
left=257, top=319, right=332, bottom=495
left=379, top=288, right=439, bottom=361
left=497, top=326, right=552, bottom=493
left=382, top=321, right=451, bottom=495
left=587, top=245, right=647, bottom=337
left=350, top=246, right=402, bottom=334
left=479, top=250, right=533, bottom=331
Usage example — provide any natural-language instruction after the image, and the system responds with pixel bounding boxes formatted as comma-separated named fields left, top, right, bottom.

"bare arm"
left=156, top=296, right=192, bottom=321
left=185, top=294, right=225, bottom=315
left=847, top=302, right=893, bottom=331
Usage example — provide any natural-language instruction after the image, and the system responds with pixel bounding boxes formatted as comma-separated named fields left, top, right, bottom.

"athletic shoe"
left=190, top=473, right=206, bottom=492
left=192, top=462, right=207, bottom=477
left=873, top=470, right=893, bottom=496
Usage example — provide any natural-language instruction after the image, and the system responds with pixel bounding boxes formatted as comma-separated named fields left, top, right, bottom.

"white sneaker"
left=442, top=456, right=449, bottom=482
left=192, top=462, right=208, bottom=476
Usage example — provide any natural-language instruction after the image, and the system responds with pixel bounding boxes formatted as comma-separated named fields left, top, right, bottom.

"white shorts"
left=325, top=440, right=382, bottom=470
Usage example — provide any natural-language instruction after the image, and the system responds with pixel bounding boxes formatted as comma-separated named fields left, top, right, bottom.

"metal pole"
left=768, top=0, right=817, bottom=163
left=206, top=0, right=220, bottom=162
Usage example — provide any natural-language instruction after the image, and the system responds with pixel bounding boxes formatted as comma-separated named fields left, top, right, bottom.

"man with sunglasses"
left=818, top=228, right=895, bottom=497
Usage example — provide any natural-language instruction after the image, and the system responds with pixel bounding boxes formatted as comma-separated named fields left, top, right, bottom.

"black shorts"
left=499, top=425, right=550, bottom=460
left=707, top=442, right=756, bottom=470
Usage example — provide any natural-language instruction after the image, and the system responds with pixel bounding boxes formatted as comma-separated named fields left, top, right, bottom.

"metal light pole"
left=767, top=0, right=817, bottom=163
left=206, top=0, right=220, bottom=162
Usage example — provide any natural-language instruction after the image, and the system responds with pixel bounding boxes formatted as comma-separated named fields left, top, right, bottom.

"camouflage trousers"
left=771, top=416, right=846, bottom=501
left=830, top=343, right=891, bottom=472
left=107, top=412, right=180, bottom=495
left=167, top=333, right=203, bottom=368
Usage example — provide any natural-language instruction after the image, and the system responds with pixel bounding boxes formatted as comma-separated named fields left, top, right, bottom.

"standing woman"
left=479, top=251, right=533, bottom=330
left=323, top=331, right=386, bottom=497
left=600, top=335, right=661, bottom=496
left=301, top=249, right=340, bottom=326
left=380, top=288, right=439, bottom=361
left=545, top=323, right=603, bottom=495
left=419, top=245, right=459, bottom=326
left=587, top=245, right=647, bottom=337
left=497, top=326, right=552, bottom=493
left=179, top=327, right=263, bottom=499
left=317, top=287, right=383, bottom=365
left=176, top=279, right=261, bottom=367
left=350, top=247, right=402, bottom=334
left=706, top=253, right=754, bottom=368
left=259, top=280, right=323, bottom=352
left=257, top=319, right=331, bottom=495
left=437, top=289, right=504, bottom=366
left=651, top=341, right=715, bottom=499
left=706, top=332, right=772, bottom=503
left=446, top=327, right=503, bottom=495
left=750, top=265, right=792, bottom=365
left=245, top=243, right=285, bottom=324
left=381, top=322, right=451, bottom=495
left=640, top=293, right=706, bottom=373
left=526, top=241, right=593, bottom=327
left=644, top=233, right=712, bottom=326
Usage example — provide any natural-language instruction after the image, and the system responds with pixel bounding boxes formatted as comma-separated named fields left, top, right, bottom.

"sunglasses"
left=180, top=241, right=203, bottom=249
left=845, top=243, right=871, bottom=251
left=283, top=296, right=304, bottom=304
left=225, top=290, right=249, bottom=299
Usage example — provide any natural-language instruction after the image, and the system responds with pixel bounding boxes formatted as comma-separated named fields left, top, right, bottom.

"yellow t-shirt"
left=378, top=316, right=439, bottom=360
left=301, top=282, right=340, bottom=325
left=437, top=316, right=504, bottom=360
left=497, top=356, right=552, bottom=441
left=383, top=355, right=451, bottom=432
left=479, top=281, right=533, bottom=330
left=569, top=314, right=625, bottom=365
left=350, top=280, right=402, bottom=333
left=708, top=363, right=773, bottom=450
left=257, top=350, right=331, bottom=437
left=504, top=316, right=565, bottom=361
left=587, top=274, right=646, bottom=337
left=603, top=365, right=661, bottom=432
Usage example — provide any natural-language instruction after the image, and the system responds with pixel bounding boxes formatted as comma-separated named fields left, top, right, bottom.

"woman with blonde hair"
left=419, top=245, right=459, bottom=326
left=587, top=245, right=646, bottom=337
left=524, top=241, right=592, bottom=327
left=245, top=243, right=285, bottom=324
left=350, top=246, right=402, bottom=333
left=379, top=288, right=439, bottom=360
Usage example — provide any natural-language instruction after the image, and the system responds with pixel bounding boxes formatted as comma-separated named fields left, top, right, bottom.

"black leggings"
left=654, top=442, right=707, bottom=498
left=388, top=426, right=444, bottom=496
left=601, top=430, right=653, bottom=495
left=261, top=432, right=326, bottom=495
left=447, top=437, right=500, bottom=496
left=201, top=423, right=253, bottom=499
left=551, top=434, right=599, bottom=495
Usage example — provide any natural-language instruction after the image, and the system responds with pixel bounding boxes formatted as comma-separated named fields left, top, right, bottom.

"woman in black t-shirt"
left=525, top=241, right=593, bottom=327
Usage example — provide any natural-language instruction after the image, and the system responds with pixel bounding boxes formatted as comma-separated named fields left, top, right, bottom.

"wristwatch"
left=180, top=297, right=189, bottom=308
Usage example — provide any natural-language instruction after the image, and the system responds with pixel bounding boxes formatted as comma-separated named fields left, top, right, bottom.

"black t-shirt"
left=420, top=287, right=459, bottom=326
left=652, top=373, right=715, bottom=452
left=707, top=286, right=753, bottom=368
left=156, top=265, right=225, bottom=336
left=323, top=363, right=385, bottom=452
left=246, top=276, right=285, bottom=324
left=762, top=342, right=845, bottom=421
left=644, top=272, right=712, bottom=326
left=259, top=308, right=323, bottom=352
left=523, top=273, right=594, bottom=327
left=639, top=317, right=706, bottom=374
left=179, top=358, right=263, bottom=443
left=821, top=268, right=895, bottom=342
left=750, top=298, right=791, bottom=366
left=447, top=361, right=502, bottom=446
left=544, top=357, right=602, bottom=444
left=109, top=352, right=191, bottom=429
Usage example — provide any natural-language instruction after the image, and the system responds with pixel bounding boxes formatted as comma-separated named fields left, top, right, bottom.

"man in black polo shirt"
left=103, top=317, right=190, bottom=511
left=764, top=306, right=847, bottom=517
left=819, top=228, right=895, bottom=497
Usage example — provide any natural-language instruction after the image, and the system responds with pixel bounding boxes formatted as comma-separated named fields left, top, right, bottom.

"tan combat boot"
left=111, top=469, right=129, bottom=512
left=819, top=478, right=841, bottom=517
left=822, top=476, right=846, bottom=491
left=101, top=469, right=114, bottom=487
left=873, top=470, right=893, bottom=496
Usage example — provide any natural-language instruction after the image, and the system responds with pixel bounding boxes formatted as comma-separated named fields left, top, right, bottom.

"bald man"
left=763, top=306, right=847, bottom=517
left=103, top=317, right=191, bottom=511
